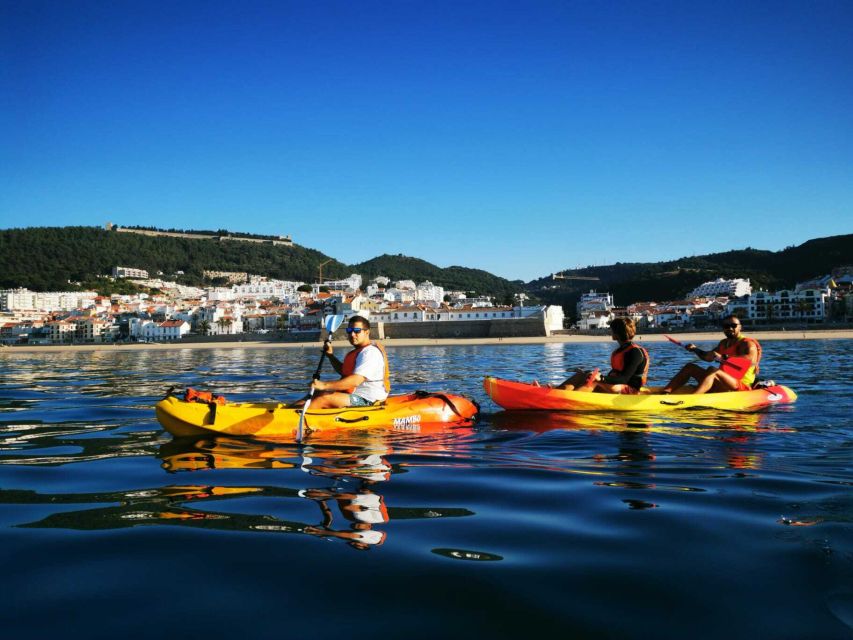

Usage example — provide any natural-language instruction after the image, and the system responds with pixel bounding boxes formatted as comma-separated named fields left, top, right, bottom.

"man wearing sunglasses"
left=309, top=316, right=390, bottom=408
left=662, top=315, right=761, bottom=394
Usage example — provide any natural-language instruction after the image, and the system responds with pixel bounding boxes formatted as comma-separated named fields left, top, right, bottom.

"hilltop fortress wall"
left=105, top=223, right=293, bottom=246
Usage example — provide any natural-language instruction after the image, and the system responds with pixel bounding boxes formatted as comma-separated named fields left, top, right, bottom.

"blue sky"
left=1, top=1, right=851, bottom=281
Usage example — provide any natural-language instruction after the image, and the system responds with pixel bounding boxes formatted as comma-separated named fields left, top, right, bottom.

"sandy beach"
left=2, top=329, right=852, bottom=354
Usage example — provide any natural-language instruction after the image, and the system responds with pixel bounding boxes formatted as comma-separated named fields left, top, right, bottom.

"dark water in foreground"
left=1, top=340, right=852, bottom=638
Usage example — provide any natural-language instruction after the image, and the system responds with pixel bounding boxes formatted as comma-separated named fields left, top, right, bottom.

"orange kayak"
left=155, top=391, right=479, bottom=439
left=483, top=376, right=797, bottom=413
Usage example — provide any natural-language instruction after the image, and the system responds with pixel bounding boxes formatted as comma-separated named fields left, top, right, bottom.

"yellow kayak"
left=155, top=391, right=479, bottom=439
left=483, top=377, right=797, bottom=413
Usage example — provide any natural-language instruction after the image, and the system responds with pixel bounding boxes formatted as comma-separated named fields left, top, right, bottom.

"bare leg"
left=663, top=363, right=710, bottom=393
left=308, top=391, right=353, bottom=409
left=693, top=369, right=741, bottom=395
left=556, top=370, right=590, bottom=390
left=570, top=368, right=600, bottom=393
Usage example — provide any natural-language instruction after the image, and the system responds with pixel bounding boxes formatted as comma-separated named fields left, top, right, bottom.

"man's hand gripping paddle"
left=664, top=334, right=751, bottom=380
left=298, top=314, right=345, bottom=441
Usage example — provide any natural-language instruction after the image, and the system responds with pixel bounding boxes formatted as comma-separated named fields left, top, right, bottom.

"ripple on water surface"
left=0, top=341, right=851, bottom=637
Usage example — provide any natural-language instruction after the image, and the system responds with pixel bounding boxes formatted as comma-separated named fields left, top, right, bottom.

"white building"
left=383, top=288, right=416, bottom=304
left=747, top=288, right=829, bottom=323
left=372, top=306, right=429, bottom=323
left=0, top=288, right=99, bottom=312
left=232, top=279, right=302, bottom=301
left=576, top=310, right=614, bottom=331
left=576, top=290, right=614, bottom=318
left=206, top=287, right=236, bottom=302
left=131, top=319, right=191, bottom=341
left=323, top=274, right=363, bottom=292
left=112, top=266, right=149, bottom=279
left=453, top=296, right=494, bottom=308
left=395, top=279, right=417, bottom=291
left=688, top=278, right=752, bottom=299
left=415, top=281, right=445, bottom=306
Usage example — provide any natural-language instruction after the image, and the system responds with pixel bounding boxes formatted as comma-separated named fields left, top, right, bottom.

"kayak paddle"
left=298, top=314, right=345, bottom=441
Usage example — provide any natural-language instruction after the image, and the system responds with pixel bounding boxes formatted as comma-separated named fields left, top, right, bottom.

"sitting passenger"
left=556, top=318, right=649, bottom=394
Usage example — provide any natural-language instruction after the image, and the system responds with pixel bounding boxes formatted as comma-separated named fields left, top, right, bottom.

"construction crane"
left=318, top=259, right=332, bottom=284
left=552, top=272, right=600, bottom=281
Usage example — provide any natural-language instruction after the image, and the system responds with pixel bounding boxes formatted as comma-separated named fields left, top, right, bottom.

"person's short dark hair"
left=721, top=315, right=741, bottom=326
left=349, top=315, right=371, bottom=329
left=610, top=317, right=636, bottom=342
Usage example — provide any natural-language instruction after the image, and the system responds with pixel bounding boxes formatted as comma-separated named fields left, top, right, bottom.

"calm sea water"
left=1, top=339, right=851, bottom=638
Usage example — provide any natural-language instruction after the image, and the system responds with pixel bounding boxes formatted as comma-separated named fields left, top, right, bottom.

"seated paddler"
left=662, top=315, right=761, bottom=394
left=309, top=315, right=390, bottom=409
left=555, top=317, right=649, bottom=394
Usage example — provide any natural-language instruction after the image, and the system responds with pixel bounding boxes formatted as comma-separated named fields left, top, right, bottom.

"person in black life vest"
left=309, top=315, right=390, bottom=409
left=662, top=315, right=761, bottom=394
left=555, top=317, right=649, bottom=394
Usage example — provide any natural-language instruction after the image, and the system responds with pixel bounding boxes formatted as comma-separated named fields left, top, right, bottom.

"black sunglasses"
left=722, top=323, right=740, bottom=328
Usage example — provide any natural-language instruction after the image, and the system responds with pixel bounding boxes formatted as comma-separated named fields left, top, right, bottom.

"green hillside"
left=0, top=227, right=522, bottom=300
left=2, top=226, right=849, bottom=313
left=528, top=234, right=853, bottom=317
left=0, top=226, right=347, bottom=291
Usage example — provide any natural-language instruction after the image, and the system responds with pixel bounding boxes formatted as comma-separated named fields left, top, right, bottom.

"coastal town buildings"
left=0, top=267, right=849, bottom=345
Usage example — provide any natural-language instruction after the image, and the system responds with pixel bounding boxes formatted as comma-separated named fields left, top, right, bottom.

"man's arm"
left=323, top=342, right=343, bottom=375
left=740, top=340, right=759, bottom=365
left=313, top=373, right=365, bottom=392
left=685, top=341, right=720, bottom=362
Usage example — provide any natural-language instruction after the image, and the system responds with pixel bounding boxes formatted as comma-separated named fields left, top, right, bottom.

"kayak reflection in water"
left=543, top=318, right=649, bottom=394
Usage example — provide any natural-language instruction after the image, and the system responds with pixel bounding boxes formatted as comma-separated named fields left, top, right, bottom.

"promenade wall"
left=374, top=318, right=547, bottom=340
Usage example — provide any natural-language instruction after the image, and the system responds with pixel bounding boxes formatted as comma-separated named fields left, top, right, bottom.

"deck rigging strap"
left=413, top=390, right=477, bottom=419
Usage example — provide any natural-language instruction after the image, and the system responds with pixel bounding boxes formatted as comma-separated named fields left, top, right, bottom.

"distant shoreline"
left=2, top=328, right=851, bottom=354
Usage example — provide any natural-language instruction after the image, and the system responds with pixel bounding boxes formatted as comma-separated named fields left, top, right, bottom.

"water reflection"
left=1, top=437, right=474, bottom=551
left=0, top=422, right=162, bottom=465
left=487, top=408, right=792, bottom=484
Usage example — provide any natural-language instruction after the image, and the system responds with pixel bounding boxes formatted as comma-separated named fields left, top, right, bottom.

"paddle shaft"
left=298, top=337, right=331, bottom=440
left=298, top=316, right=344, bottom=441
left=665, top=334, right=715, bottom=360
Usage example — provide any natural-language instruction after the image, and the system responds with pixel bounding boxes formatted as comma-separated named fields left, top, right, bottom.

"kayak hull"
left=483, top=377, right=797, bottom=413
left=155, top=392, right=479, bottom=439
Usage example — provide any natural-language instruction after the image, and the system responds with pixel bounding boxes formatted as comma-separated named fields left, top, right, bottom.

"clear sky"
left=1, top=1, right=851, bottom=281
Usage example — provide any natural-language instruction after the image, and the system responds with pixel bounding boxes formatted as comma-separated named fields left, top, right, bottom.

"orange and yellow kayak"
left=483, top=376, right=797, bottom=413
left=155, top=391, right=479, bottom=439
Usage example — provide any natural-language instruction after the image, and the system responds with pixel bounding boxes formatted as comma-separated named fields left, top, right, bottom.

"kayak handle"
left=659, top=400, right=685, bottom=406
left=334, top=416, right=371, bottom=424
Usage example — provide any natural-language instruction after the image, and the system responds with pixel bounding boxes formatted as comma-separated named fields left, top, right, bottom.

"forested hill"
left=527, top=233, right=853, bottom=315
left=353, top=254, right=523, bottom=303
left=0, top=227, right=522, bottom=300
left=0, top=226, right=346, bottom=291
